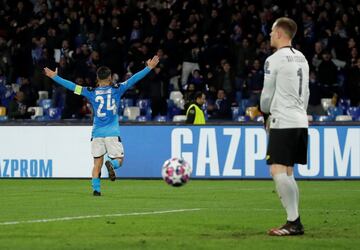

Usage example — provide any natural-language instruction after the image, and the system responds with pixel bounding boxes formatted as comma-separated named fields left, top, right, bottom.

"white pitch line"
left=232, top=208, right=360, bottom=213
left=0, top=208, right=202, bottom=226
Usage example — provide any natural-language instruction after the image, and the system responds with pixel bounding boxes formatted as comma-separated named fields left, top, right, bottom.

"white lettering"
left=196, top=128, right=220, bottom=176
left=171, top=128, right=193, bottom=168
left=223, top=128, right=241, bottom=176
left=324, top=128, right=360, bottom=177
left=245, top=128, right=267, bottom=176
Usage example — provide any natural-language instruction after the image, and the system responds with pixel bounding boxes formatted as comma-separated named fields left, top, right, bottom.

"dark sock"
left=288, top=216, right=301, bottom=225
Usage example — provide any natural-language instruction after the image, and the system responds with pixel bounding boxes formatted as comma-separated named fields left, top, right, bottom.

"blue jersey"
left=52, top=66, right=151, bottom=138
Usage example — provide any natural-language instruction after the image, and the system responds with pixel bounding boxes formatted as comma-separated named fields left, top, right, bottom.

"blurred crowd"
left=0, top=0, right=359, bottom=120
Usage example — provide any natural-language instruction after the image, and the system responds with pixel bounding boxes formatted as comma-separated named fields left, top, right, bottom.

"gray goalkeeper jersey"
left=260, top=46, right=309, bottom=129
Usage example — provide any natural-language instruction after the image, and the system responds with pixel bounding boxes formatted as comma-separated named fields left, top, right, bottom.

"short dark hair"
left=274, top=17, right=297, bottom=39
left=96, top=66, right=111, bottom=80
left=194, top=91, right=205, bottom=100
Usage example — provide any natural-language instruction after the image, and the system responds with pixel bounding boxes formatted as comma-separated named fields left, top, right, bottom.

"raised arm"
left=121, top=55, right=159, bottom=91
left=126, top=67, right=151, bottom=87
left=44, top=67, right=91, bottom=98
left=44, top=67, right=76, bottom=91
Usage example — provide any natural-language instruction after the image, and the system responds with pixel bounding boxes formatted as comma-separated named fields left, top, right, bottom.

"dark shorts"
left=266, top=128, right=308, bottom=166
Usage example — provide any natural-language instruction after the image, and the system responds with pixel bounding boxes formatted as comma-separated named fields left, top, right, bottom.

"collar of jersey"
left=278, top=45, right=295, bottom=53
left=97, top=85, right=111, bottom=89
left=278, top=45, right=292, bottom=50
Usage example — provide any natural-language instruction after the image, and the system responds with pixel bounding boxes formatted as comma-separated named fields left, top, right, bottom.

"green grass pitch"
left=0, top=179, right=359, bottom=250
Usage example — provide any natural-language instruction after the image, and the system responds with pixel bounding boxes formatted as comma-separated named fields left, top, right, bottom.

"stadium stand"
left=27, top=107, right=44, bottom=120
left=37, top=91, right=49, bottom=104
left=335, top=115, right=353, bottom=121
left=153, top=115, right=168, bottom=122
left=347, top=106, right=360, bottom=119
left=0, top=0, right=358, bottom=123
left=123, top=107, right=140, bottom=121
left=172, top=115, right=187, bottom=122
left=0, top=106, right=6, bottom=116
left=313, top=115, right=334, bottom=122
left=135, top=115, right=148, bottom=122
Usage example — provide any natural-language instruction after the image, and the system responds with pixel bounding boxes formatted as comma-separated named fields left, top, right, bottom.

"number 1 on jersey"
left=297, top=68, right=303, bottom=97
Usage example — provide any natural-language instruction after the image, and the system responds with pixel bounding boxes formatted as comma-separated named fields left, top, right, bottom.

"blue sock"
left=110, top=159, right=120, bottom=169
left=92, top=178, right=101, bottom=192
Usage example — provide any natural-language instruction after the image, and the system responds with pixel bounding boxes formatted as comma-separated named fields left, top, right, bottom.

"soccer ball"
left=162, top=158, right=192, bottom=187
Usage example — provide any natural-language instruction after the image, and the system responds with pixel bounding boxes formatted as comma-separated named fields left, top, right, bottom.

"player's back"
left=89, top=85, right=121, bottom=138
left=268, top=47, right=309, bottom=128
left=48, top=65, right=153, bottom=138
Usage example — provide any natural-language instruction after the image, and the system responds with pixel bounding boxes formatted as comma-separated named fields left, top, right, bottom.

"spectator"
left=205, top=83, right=217, bottom=108
left=209, top=89, right=231, bottom=120
left=144, top=66, right=168, bottom=118
left=235, top=38, right=255, bottom=77
left=347, top=47, right=358, bottom=68
left=188, top=69, right=205, bottom=92
left=18, top=77, right=38, bottom=107
left=8, top=91, right=32, bottom=119
left=312, top=41, right=324, bottom=69
left=217, top=61, right=236, bottom=102
left=256, top=40, right=272, bottom=64
left=62, top=77, right=85, bottom=119
left=129, top=20, right=143, bottom=42
left=183, top=83, right=196, bottom=110
left=307, top=71, right=325, bottom=115
left=346, top=58, right=360, bottom=106
left=161, top=30, right=179, bottom=62
left=0, top=68, right=7, bottom=88
left=0, top=0, right=358, bottom=121
left=86, top=50, right=101, bottom=82
left=181, top=33, right=201, bottom=90
left=0, top=37, right=12, bottom=81
left=144, top=13, right=162, bottom=45
left=245, top=59, right=264, bottom=106
left=317, top=50, right=339, bottom=97
left=0, top=83, right=14, bottom=108
left=59, top=40, right=74, bottom=64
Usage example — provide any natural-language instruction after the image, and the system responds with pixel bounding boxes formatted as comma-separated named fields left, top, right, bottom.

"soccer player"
left=260, top=17, right=309, bottom=236
left=44, top=55, right=159, bottom=196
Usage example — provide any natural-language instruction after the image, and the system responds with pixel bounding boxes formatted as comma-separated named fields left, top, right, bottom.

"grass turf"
left=0, top=179, right=359, bottom=250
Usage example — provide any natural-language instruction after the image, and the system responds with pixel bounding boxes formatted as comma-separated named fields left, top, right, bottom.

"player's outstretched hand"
left=146, top=56, right=160, bottom=69
left=44, top=67, right=58, bottom=78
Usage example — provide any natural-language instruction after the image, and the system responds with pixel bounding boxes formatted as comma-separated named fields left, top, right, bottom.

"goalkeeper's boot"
left=93, top=190, right=101, bottom=196
left=268, top=221, right=304, bottom=236
left=105, top=161, right=116, bottom=181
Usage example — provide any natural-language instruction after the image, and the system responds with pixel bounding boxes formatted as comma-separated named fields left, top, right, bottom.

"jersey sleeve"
left=303, top=76, right=310, bottom=111
left=52, top=75, right=92, bottom=99
left=260, top=58, right=277, bottom=114
left=118, top=66, right=151, bottom=92
left=52, top=75, right=76, bottom=91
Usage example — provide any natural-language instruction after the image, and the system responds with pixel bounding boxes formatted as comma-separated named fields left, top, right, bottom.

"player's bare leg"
left=92, top=156, right=104, bottom=178
left=92, top=156, right=104, bottom=196
left=105, top=157, right=123, bottom=181
left=268, top=164, right=304, bottom=236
